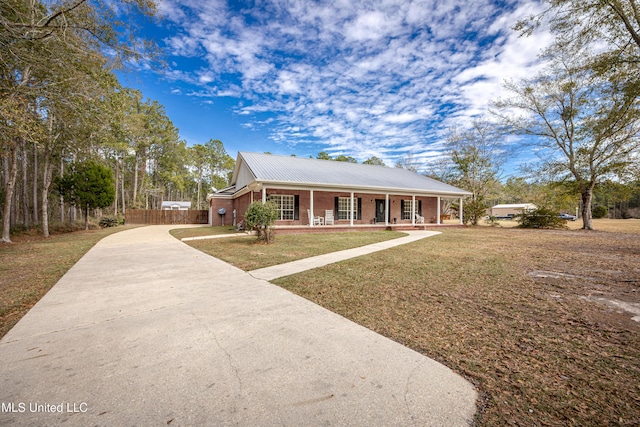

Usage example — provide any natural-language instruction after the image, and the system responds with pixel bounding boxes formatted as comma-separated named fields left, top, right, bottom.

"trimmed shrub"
left=517, top=206, right=568, bottom=229
left=245, top=201, right=278, bottom=243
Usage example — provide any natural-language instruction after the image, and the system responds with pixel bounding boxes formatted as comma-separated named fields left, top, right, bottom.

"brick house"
left=208, top=152, right=471, bottom=229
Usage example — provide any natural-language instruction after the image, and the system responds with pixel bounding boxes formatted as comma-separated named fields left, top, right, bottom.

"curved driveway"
left=0, top=225, right=476, bottom=426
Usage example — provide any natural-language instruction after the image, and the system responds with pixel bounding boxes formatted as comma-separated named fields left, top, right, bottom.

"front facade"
left=208, top=152, right=471, bottom=228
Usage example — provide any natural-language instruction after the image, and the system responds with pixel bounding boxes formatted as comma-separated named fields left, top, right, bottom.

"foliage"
left=244, top=201, right=278, bottom=243
left=516, top=206, right=568, bottom=229
left=56, top=161, right=115, bottom=230
left=504, top=1, right=640, bottom=230
left=463, top=197, right=489, bottom=226
left=99, top=217, right=121, bottom=228
left=592, top=205, right=608, bottom=219
left=363, top=156, right=386, bottom=166
left=493, top=49, right=640, bottom=230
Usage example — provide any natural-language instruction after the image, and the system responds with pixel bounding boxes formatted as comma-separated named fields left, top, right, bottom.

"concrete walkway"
left=249, top=230, right=441, bottom=281
left=0, top=226, right=476, bottom=426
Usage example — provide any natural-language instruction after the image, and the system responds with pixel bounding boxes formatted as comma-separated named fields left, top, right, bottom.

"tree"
left=244, top=201, right=278, bottom=244
left=445, top=120, right=504, bottom=225
left=57, top=161, right=115, bottom=230
left=363, top=156, right=386, bottom=166
left=493, top=52, right=640, bottom=229
left=516, top=0, right=640, bottom=102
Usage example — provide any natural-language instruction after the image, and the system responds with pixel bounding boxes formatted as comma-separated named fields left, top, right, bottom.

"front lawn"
left=184, top=230, right=406, bottom=271
left=271, top=224, right=640, bottom=426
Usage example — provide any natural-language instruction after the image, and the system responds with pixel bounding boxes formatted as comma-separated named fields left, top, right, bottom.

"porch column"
left=459, top=197, right=464, bottom=224
left=412, top=195, right=416, bottom=225
left=310, top=190, right=314, bottom=227
left=350, top=192, right=354, bottom=227
left=262, top=187, right=267, bottom=203
left=385, top=194, right=389, bottom=226
left=437, top=196, right=441, bottom=225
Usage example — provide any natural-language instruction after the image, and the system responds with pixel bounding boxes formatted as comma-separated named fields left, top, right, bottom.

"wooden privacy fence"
left=125, top=209, right=209, bottom=225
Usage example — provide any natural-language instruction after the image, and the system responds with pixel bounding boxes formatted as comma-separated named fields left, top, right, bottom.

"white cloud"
left=155, top=0, right=549, bottom=168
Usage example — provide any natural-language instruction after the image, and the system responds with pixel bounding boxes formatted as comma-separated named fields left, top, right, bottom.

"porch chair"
left=415, top=212, right=425, bottom=224
left=307, top=209, right=324, bottom=226
left=324, top=209, right=335, bottom=225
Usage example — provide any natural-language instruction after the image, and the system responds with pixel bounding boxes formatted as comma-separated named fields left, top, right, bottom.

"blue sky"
left=118, top=0, right=551, bottom=173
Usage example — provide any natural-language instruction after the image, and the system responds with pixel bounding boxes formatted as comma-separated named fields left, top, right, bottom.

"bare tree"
left=493, top=54, right=640, bottom=229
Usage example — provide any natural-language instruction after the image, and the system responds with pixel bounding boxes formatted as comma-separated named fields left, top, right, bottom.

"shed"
left=491, top=203, right=537, bottom=219
left=161, top=201, right=191, bottom=211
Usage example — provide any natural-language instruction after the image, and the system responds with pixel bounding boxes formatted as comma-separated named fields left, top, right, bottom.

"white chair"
left=415, top=212, right=425, bottom=224
left=324, top=209, right=335, bottom=225
left=308, top=209, right=324, bottom=226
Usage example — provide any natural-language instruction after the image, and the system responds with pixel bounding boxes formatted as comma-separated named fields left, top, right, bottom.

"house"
left=208, top=152, right=471, bottom=229
left=490, top=203, right=537, bottom=219
left=161, top=201, right=192, bottom=211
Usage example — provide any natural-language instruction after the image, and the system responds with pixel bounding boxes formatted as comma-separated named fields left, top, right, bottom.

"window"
left=337, top=197, right=357, bottom=220
left=401, top=200, right=422, bottom=220
left=268, top=194, right=295, bottom=220
left=402, top=200, right=413, bottom=220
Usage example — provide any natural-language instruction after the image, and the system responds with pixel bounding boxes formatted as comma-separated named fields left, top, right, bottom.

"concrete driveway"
left=0, top=225, right=476, bottom=426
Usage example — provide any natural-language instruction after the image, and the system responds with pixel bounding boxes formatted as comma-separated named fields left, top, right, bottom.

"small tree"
left=57, top=161, right=115, bottom=230
left=244, top=201, right=278, bottom=243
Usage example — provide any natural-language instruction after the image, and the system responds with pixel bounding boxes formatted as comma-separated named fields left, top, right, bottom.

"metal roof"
left=235, top=152, right=470, bottom=196
left=492, top=203, right=537, bottom=209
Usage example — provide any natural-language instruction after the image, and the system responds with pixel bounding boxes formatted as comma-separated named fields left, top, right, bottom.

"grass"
left=0, top=225, right=138, bottom=338
left=2, top=219, right=639, bottom=425
left=169, top=225, right=240, bottom=240
left=185, top=230, right=406, bottom=271
left=266, top=221, right=640, bottom=426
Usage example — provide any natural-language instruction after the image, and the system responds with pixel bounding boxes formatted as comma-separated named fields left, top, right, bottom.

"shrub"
left=244, top=201, right=278, bottom=243
left=517, top=206, right=568, bottom=229
left=592, top=205, right=608, bottom=219
left=99, top=217, right=120, bottom=228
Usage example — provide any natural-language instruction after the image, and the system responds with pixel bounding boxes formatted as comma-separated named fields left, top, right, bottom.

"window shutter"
left=357, top=198, right=362, bottom=220
left=418, top=200, right=422, bottom=216
left=401, top=200, right=405, bottom=219
left=294, top=195, right=300, bottom=220
left=334, top=197, right=339, bottom=216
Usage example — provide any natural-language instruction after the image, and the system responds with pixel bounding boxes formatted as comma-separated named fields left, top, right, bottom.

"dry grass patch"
left=274, top=224, right=640, bottom=426
left=0, top=226, right=138, bottom=339
left=185, top=231, right=405, bottom=271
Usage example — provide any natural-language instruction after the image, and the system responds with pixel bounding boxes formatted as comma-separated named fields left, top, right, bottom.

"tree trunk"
left=581, top=186, right=595, bottom=230
left=121, top=156, right=125, bottom=214
left=84, top=206, right=89, bottom=230
left=59, top=155, right=65, bottom=222
left=32, top=141, right=39, bottom=225
left=2, top=147, right=19, bottom=243
left=114, top=155, right=119, bottom=215
left=41, top=144, right=54, bottom=238
left=21, top=140, right=30, bottom=228
left=133, top=151, right=139, bottom=207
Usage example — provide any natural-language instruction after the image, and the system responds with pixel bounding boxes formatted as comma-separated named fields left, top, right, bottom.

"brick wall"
left=211, top=190, right=441, bottom=226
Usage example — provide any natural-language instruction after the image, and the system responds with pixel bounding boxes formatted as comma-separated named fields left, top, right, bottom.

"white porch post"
left=310, top=190, right=314, bottom=227
left=262, top=187, right=266, bottom=203
left=385, top=194, right=389, bottom=226
left=350, top=192, right=354, bottom=227
left=437, top=196, right=441, bottom=225
left=459, top=197, right=464, bottom=224
left=412, top=195, right=416, bottom=225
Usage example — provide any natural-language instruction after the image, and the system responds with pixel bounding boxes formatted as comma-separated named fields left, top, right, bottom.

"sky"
left=117, top=0, right=552, bottom=174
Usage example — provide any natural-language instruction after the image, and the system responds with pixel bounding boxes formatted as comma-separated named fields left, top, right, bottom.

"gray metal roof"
left=236, top=152, right=470, bottom=196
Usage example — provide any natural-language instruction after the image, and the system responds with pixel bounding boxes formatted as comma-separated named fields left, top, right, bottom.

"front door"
left=375, top=199, right=387, bottom=223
